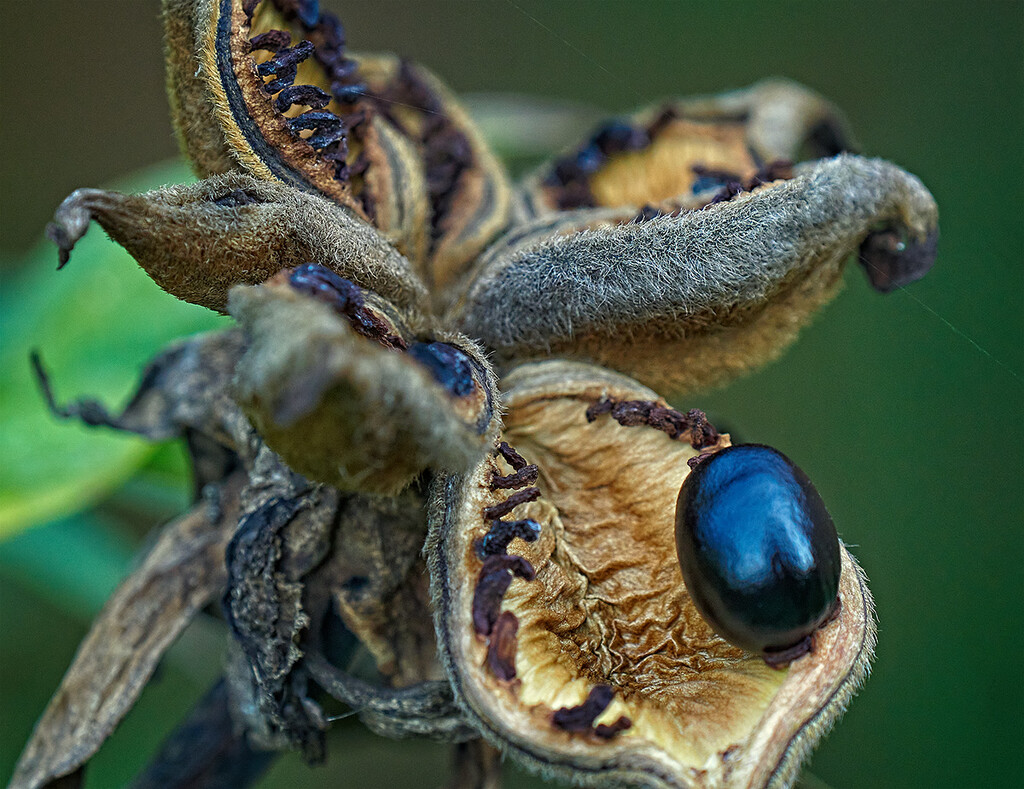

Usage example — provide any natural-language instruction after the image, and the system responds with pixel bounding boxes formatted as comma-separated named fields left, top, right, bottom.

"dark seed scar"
left=472, top=554, right=535, bottom=637
left=552, top=685, right=632, bottom=739
left=586, top=398, right=720, bottom=449
left=486, top=611, right=520, bottom=682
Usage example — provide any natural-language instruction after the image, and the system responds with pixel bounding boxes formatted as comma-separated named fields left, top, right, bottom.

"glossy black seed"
left=674, top=444, right=841, bottom=655
left=407, top=342, right=476, bottom=397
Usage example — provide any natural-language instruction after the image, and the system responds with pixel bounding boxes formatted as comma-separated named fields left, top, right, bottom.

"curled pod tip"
left=230, top=267, right=500, bottom=495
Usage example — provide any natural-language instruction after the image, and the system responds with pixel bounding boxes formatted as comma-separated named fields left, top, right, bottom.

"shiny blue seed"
left=675, top=444, right=841, bottom=655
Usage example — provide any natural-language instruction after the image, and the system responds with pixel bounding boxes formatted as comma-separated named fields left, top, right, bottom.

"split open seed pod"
left=164, top=0, right=510, bottom=289
left=515, top=78, right=854, bottom=220
left=430, top=361, right=875, bottom=788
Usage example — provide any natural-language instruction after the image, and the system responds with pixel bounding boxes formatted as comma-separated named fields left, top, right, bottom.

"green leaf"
left=0, top=160, right=230, bottom=539
left=0, top=510, right=135, bottom=620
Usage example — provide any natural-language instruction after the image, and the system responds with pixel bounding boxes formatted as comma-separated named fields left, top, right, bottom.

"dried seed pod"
left=47, top=172, right=429, bottom=315
left=454, top=155, right=938, bottom=395
left=429, top=360, right=875, bottom=789
left=18, top=2, right=945, bottom=786
left=517, top=78, right=854, bottom=220
left=163, top=0, right=511, bottom=284
left=230, top=267, right=500, bottom=495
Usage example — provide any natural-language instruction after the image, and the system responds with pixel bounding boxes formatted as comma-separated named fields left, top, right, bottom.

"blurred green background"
left=1, top=1, right=1021, bottom=787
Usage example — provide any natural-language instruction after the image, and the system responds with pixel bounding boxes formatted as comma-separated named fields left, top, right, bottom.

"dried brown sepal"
left=10, top=473, right=247, bottom=789
left=47, top=173, right=428, bottom=315
left=162, top=0, right=510, bottom=283
left=518, top=78, right=854, bottom=220
left=428, top=361, right=875, bottom=789
left=306, top=489, right=440, bottom=686
left=223, top=484, right=338, bottom=757
left=229, top=278, right=500, bottom=495
left=454, top=155, right=938, bottom=395
left=33, top=329, right=251, bottom=459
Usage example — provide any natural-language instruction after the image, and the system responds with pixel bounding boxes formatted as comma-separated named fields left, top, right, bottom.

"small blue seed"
left=408, top=342, right=476, bottom=397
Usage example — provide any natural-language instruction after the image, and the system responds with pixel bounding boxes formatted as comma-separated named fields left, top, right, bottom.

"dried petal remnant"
left=11, top=475, right=247, bottom=789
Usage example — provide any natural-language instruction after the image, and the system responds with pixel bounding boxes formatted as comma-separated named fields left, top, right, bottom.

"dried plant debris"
left=11, top=473, right=247, bottom=789
left=20, top=1, right=939, bottom=788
